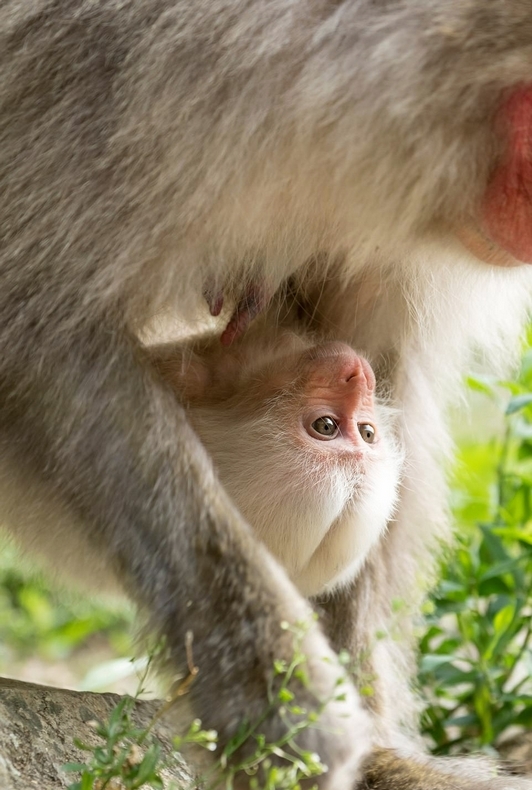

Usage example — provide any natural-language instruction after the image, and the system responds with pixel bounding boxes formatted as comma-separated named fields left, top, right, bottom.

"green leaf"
left=73, top=739, right=94, bottom=752
left=131, top=745, right=161, bottom=787
left=479, top=559, right=520, bottom=582
left=483, top=604, right=517, bottom=662
left=108, top=696, right=132, bottom=734
left=63, top=763, right=89, bottom=773
left=278, top=688, right=295, bottom=703
left=506, top=394, right=532, bottom=415
left=80, top=773, right=95, bottom=790
left=515, top=706, right=532, bottom=726
left=419, top=655, right=456, bottom=672
left=466, top=376, right=496, bottom=397
left=493, top=604, right=515, bottom=635
left=477, top=578, right=511, bottom=596
left=479, top=526, right=510, bottom=563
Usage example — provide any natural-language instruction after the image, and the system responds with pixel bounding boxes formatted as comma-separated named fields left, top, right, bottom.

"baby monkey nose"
left=306, top=342, right=376, bottom=392
left=343, top=355, right=375, bottom=391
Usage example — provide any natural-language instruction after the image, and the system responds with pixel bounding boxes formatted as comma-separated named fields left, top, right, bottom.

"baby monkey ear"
left=147, top=338, right=246, bottom=403
left=148, top=343, right=213, bottom=401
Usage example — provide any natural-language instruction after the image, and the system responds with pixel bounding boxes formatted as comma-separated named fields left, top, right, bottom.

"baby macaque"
left=149, top=327, right=401, bottom=597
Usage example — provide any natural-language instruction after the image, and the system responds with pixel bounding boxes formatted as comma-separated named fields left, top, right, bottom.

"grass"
left=418, top=342, right=532, bottom=754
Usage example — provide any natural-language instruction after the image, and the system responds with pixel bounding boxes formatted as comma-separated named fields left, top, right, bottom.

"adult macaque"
left=2, top=1, right=532, bottom=788
left=150, top=326, right=401, bottom=598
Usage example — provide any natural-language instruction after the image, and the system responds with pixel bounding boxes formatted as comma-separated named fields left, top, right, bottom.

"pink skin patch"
left=220, top=282, right=271, bottom=346
left=202, top=278, right=272, bottom=343
left=202, top=278, right=225, bottom=317
left=480, top=85, right=532, bottom=263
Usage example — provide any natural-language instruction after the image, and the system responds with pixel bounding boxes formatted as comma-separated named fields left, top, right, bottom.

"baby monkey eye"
left=311, top=416, right=339, bottom=439
left=358, top=423, right=375, bottom=443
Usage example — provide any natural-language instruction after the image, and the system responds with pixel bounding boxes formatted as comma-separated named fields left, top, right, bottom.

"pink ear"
left=482, top=85, right=532, bottom=263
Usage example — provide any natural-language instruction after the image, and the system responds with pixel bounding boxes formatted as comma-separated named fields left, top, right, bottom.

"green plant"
left=0, top=545, right=132, bottom=670
left=64, top=619, right=349, bottom=790
left=64, top=696, right=220, bottom=790
left=418, top=344, right=532, bottom=755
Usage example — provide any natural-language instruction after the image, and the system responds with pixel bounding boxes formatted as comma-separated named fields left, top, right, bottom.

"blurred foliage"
left=419, top=335, right=532, bottom=755
left=0, top=543, right=133, bottom=683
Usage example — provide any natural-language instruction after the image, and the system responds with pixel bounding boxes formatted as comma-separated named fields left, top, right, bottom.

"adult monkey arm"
left=2, top=1, right=532, bottom=788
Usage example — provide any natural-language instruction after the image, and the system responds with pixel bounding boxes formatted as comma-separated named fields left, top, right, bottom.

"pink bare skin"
left=220, top=283, right=272, bottom=346
left=458, top=84, right=532, bottom=267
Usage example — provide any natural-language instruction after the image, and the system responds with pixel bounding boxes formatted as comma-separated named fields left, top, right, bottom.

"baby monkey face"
left=278, top=341, right=378, bottom=454
left=156, top=330, right=400, bottom=597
